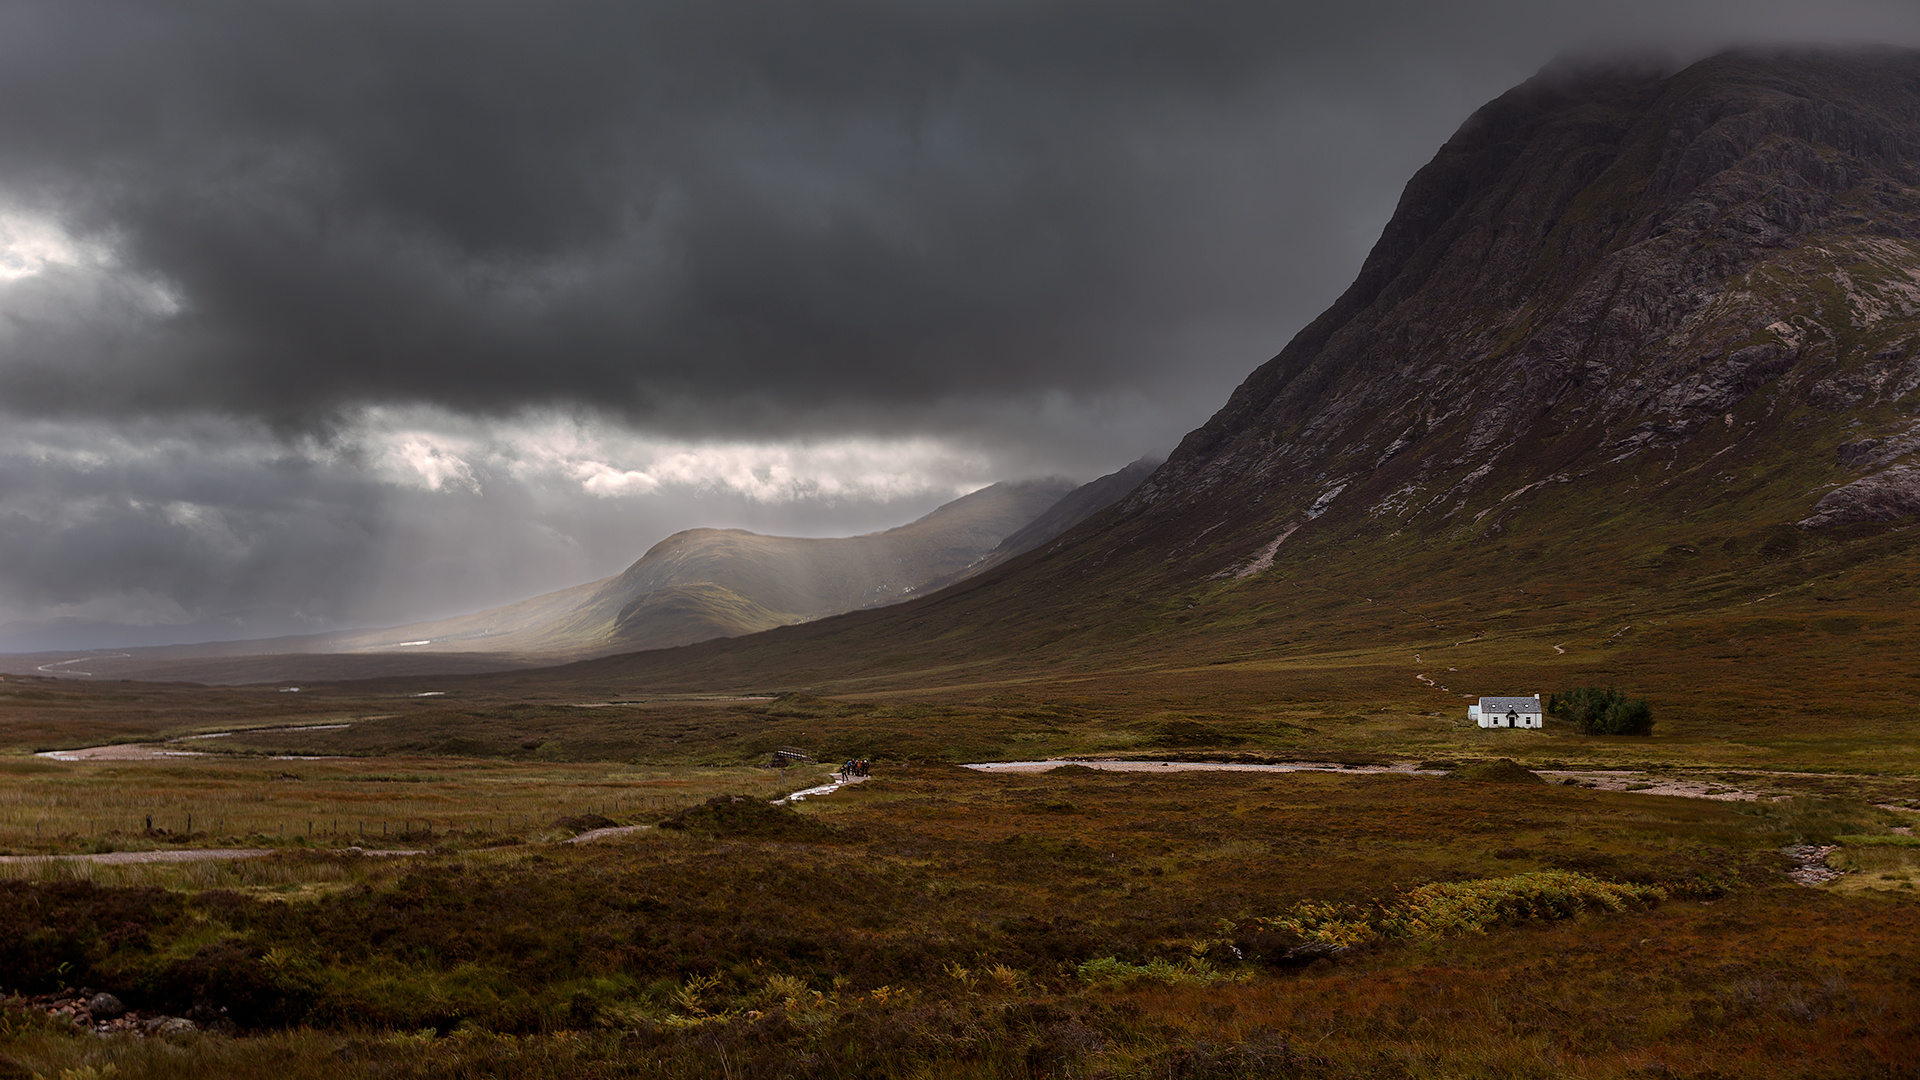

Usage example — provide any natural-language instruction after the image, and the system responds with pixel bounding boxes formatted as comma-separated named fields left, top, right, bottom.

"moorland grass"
left=0, top=766, right=1913, bottom=1077
left=0, top=756, right=820, bottom=857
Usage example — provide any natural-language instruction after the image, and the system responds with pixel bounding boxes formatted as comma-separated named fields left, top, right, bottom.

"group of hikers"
left=838, top=758, right=871, bottom=778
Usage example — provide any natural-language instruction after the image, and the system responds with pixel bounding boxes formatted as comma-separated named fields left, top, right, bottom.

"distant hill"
left=7, top=472, right=1179, bottom=681
left=335, top=465, right=1160, bottom=661
left=512, top=478, right=1079, bottom=653
left=914, top=456, right=1162, bottom=593
left=983, top=456, right=1162, bottom=565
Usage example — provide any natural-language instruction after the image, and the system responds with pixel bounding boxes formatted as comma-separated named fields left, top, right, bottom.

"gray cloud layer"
left=0, top=1, right=1552, bottom=430
left=2, top=0, right=1918, bottom=650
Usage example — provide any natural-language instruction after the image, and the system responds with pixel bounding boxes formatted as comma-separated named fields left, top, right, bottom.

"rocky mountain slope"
left=1109, top=48, right=1920, bottom=573
left=550, top=48, right=1920, bottom=712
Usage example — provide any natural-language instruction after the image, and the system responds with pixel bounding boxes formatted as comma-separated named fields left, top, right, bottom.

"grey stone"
left=1800, top=464, right=1920, bottom=527
left=85, top=992, right=125, bottom=1020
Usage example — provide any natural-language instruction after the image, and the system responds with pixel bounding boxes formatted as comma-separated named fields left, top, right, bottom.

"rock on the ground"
left=1782, top=844, right=1844, bottom=886
left=86, top=992, right=124, bottom=1020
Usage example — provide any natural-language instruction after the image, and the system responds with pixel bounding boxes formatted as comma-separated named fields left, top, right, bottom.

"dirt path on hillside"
left=777, top=772, right=869, bottom=803
left=563, top=825, right=651, bottom=843
left=36, top=744, right=215, bottom=761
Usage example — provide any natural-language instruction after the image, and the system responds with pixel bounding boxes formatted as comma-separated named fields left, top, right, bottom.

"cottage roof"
left=1477, top=696, right=1541, bottom=713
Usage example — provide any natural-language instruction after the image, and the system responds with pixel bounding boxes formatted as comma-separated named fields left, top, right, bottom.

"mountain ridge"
left=518, top=47, right=1920, bottom=723
left=1108, top=48, right=1920, bottom=573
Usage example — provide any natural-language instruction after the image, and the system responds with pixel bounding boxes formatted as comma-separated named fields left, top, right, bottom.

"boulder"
left=1800, top=464, right=1920, bottom=527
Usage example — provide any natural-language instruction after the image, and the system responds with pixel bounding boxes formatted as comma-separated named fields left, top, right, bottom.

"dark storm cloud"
left=0, top=0, right=1563, bottom=432
left=3, top=0, right=1917, bottom=437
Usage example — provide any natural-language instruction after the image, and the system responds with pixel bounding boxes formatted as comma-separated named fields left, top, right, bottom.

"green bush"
left=1547, top=687, right=1654, bottom=735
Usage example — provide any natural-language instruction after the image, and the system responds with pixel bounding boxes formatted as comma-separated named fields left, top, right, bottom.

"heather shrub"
left=136, top=938, right=318, bottom=1029
left=0, top=881, right=182, bottom=994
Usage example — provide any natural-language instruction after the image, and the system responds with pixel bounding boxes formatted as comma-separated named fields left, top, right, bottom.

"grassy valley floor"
left=2, top=618, right=1918, bottom=1079
left=0, top=763, right=1915, bottom=1078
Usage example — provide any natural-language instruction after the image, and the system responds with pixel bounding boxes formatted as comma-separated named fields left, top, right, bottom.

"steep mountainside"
left=553, top=49, right=1920, bottom=723
left=1116, top=48, right=1920, bottom=570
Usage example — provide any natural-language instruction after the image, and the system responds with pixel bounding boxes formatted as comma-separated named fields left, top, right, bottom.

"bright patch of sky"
left=0, top=209, right=181, bottom=314
left=0, top=210, right=87, bottom=281
left=356, top=407, right=993, bottom=505
left=0, top=412, right=1014, bottom=649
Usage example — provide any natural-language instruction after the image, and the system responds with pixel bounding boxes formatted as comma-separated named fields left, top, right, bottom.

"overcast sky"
left=3, top=0, right=1918, bottom=651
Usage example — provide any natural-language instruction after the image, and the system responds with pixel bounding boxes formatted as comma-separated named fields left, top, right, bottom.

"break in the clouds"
left=3, top=0, right=1920, bottom=650
left=0, top=410, right=1011, bottom=650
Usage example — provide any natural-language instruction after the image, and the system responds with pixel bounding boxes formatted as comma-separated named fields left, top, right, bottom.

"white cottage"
left=1469, top=695, right=1544, bottom=729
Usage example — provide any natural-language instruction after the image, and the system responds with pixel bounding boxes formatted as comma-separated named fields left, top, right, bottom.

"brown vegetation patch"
left=1448, top=758, right=1548, bottom=784
left=0, top=765, right=1912, bottom=1076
